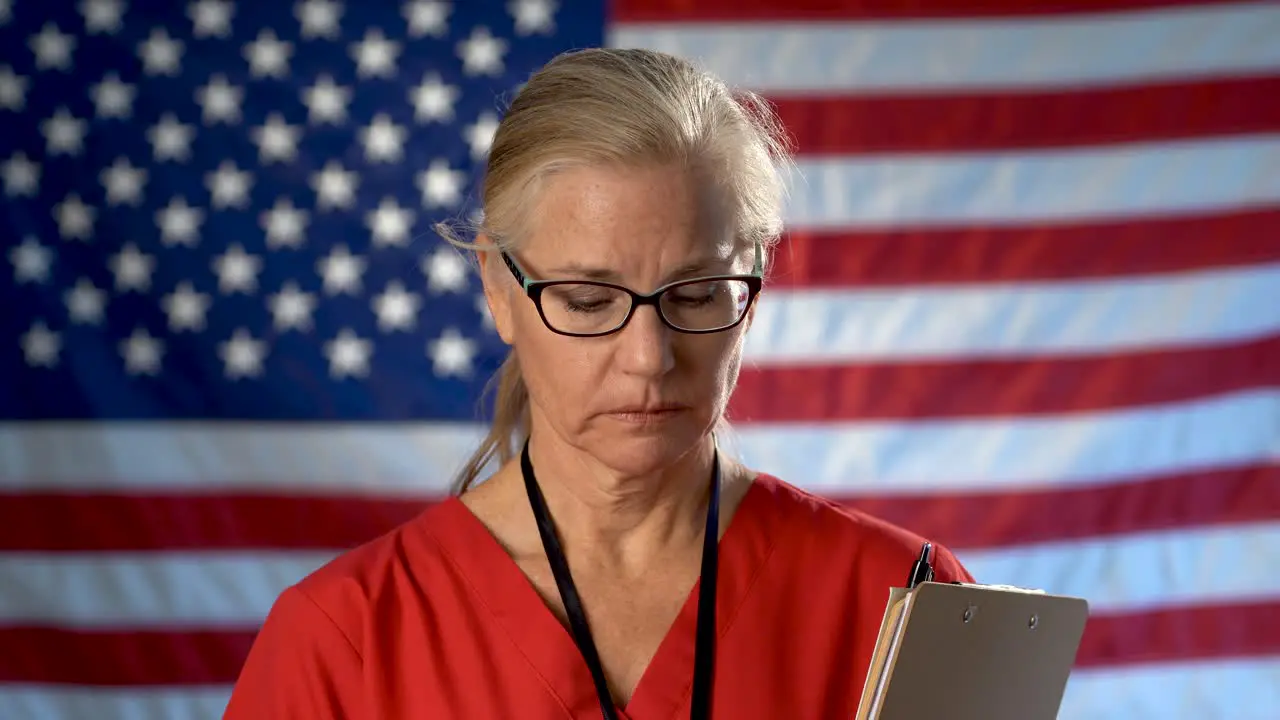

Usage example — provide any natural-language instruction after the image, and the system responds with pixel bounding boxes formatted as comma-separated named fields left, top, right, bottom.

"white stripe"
left=2, top=390, right=1278, bottom=494
left=1, top=523, right=1275, bottom=626
left=609, top=3, right=1280, bottom=94
left=0, top=686, right=231, bottom=720
left=1060, top=658, right=1280, bottom=719
left=785, top=135, right=1280, bottom=229
left=746, top=261, right=1280, bottom=362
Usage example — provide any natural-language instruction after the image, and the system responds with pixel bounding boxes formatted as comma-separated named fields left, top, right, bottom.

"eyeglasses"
left=501, top=242, right=764, bottom=337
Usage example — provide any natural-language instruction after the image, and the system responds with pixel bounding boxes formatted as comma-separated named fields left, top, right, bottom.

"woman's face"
left=482, top=162, right=756, bottom=479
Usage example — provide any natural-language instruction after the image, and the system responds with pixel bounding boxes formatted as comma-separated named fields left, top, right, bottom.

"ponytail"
left=451, top=351, right=531, bottom=494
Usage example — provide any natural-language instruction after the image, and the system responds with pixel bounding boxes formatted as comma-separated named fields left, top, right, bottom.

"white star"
left=206, top=160, right=253, bottom=209
left=80, top=0, right=126, bottom=35
left=296, top=0, right=342, bottom=39
left=410, top=73, right=458, bottom=123
left=147, top=113, right=195, bottom=162
left=161, top=280, right=210, bottom=331
left=109, top=242, right=155, bottom=292
left=260, top=197, right=309, bottom=248
left=417, top=159, right=465, bottom=208
left=30, top=23, right=76, bottom=71
left=311, top=160, right=358, bottom=211
left=243, top=29, right=293, bottom=79
left=422, top=247, right=470, bottom=293
left=403, top=0, right=449, bottom=37
left=1, top=151, right=39, bottom=197
left=251, top=113, right=301, bottom=164
left=325, top=328, right=372, bottom=379
left=21, top=321, right=61, bottom=369
left=302, top=74, right=351, bottom=125
left=54, top=194, right=95, bottom=240
left=427, top=327, right=476, bottom=378
left=196, top=74, right=243, bottom=125
left=65, top=278, right=107, bottom=324
left=0, top=0, right=10, bottom=24
left=508, top=0, right=556, bottom=35
left=372, top=281, right=422, bottom=332
left=359, top=113, right=406, bottom=163
left=268, top=281, right=316, bottom=331
left=41, top=107, right=88, bottom=156
left=366, top=197, right=415, bottom=248
left=0, top=66, right=28, bottom=111
left=219, top=328, right=267, bottom=379
left=100, top=156, right=148, bottom=206
left=189, top=0, right=234, bottom=38
left=464, top=112, right=499, bottom=159
left=475, top=293, right=495, bottom=330
left=9, top=236, right=53, bottom=284
left=155, top=196, right=204, bottom=246
left=90, top=72, right=136, bottom=119
left=212, top=243, right=262, bottom=294
left=317, top=244, right=365, bottom=295
left=457, top=26, right=506, bottom=77
left=120, top=327, right=164, bottom=376
left=138, top=27, right=184, bottom=76
left=350, top=28, right=400, bottom=79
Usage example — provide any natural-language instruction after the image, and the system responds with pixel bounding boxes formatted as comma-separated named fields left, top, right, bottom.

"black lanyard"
left=521, top=440, right=720, bottom=720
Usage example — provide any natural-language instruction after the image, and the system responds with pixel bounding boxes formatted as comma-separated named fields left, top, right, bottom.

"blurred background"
left=1, top=0, right=1278, bottom=718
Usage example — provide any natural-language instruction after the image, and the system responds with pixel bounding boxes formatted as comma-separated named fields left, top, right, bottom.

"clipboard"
left=856, top=581, right=1089, bottom=720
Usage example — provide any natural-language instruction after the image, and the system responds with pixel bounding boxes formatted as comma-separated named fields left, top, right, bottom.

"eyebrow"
left=544, top=259, right=728, bottom=283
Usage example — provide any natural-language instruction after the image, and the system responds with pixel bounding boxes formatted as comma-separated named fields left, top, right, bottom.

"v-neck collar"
left=424, top=475, right=782, bottom=720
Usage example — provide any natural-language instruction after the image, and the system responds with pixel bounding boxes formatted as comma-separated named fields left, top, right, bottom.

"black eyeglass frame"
left=500, top=242, right=765, bottom=338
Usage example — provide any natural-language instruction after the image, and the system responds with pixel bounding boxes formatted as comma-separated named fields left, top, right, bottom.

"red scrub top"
left=223, top=474, right=974, bottom=719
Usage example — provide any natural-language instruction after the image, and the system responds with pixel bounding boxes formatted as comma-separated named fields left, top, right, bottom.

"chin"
left=582, top=414, right=709, bottom=478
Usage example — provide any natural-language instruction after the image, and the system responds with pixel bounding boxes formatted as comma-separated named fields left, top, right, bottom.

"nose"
left=614, top=303, right=675, bottom=378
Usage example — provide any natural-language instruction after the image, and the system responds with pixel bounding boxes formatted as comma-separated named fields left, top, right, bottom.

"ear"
left=475, top=234, right=517, bottom=346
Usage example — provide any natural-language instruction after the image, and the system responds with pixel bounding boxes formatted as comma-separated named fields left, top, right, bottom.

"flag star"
left=373, top=281, right=422, bottom=332
left=138, top=27, right=184, bottom=76
left=302, top=74, right=351, bottom=125
left=317, top=244, right=365, bottom=295
left=324, top=328, right=372, bottom=379
left=0, top=0, right=12, bottom=24
left=2, top=151, right=39, bottom=197
left=10, top=236, right=53, bottom=284
left=0, top=66, right=28, bottom=111
left=196, top=74, right=243, bottom=125
left=509, top=0, right=556, bottom=35
left=213, top=243, right=262, bottom=294
left=464, top=112, right=499, bottom=159
left=350, top=28, right=400, bottom=79
left=243, top=29, right=293, bottom=79
left=311, top=160, right=358, bottom=211
left=148, top=113, right=196, bottom=162
left=417, top=159, right=466, bottom=208
left=162, top=280, right=211, bottom=331
left=30, top=23, right=76, bottom=71
left=206, top=160, right=254, bottom=209
left=21, top=321, right=61, bottom=368
left=422, top=247, right=470, bottom=293
left=189, top=0, right=234, bottom=38
left=359, top=113, right=406, bottom=163
left=427, top=327, right=476, bottom=378
left=403, top=0, right=449, bottom=37
left=269, top=281, right=316, bottom=331
left=366, top=197, right=415, bottom=248
left=457, top=26, right=507, bottom=77
left=410, top=73, right=458, bottom=123
left=54, top=194, right=95, bottom=240
left=155, top=196, right=204, bottom=246
left=90, top=72, right=136, bottom=119
left=100, top=156, right=148, bottom=206
left=475, top=293, right=495, bottom=329
left=109, top=242, right=155, bottom=292
left=261, top=197, right=309, bottom=248
left=80, top=0, right=126, bottom=35
left=65, top=278, right=107, bottom=324
left=251, top=113, right=301, bottom=164
left=120, top=327, right=164, bottom=376
left=41, top=108, right=88, bottom=156
left=219, top=328, right=268, bottom=379
left=296, top=0, right=342, bottom=39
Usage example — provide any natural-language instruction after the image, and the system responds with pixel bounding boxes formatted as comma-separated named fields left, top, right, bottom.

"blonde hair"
left=438, top=47, right=793, bottom=494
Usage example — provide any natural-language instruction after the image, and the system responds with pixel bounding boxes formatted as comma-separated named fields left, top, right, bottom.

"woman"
left=224, top=47, right=973, bottom=719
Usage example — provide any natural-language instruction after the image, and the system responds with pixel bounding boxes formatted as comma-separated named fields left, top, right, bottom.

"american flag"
left=1, top=0, right=1277, bottom=717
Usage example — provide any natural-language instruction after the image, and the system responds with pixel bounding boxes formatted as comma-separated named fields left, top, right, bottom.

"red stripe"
left=771, top=76, right=1280, bottom=155
left=770, top=207, right=1280, bottom=287
left=611, top=0, right=1241, bottom=22
left=731, top=335, right=1280, bottom=422
left=1076, top=601, right=1280, bottom=667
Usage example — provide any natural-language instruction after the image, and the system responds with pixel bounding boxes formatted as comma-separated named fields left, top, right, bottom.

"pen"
left=906, top=541, right=934, bottom=589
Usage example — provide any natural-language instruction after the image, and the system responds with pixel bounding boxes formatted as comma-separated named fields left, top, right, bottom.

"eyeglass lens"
left=540, top=279, right=751, bottom=334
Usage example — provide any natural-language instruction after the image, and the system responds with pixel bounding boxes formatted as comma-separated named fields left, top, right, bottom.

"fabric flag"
left=1, top=0, right=1278, bottom=717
